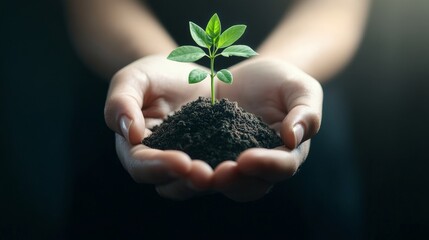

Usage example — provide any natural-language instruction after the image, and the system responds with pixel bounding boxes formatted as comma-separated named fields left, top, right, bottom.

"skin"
left=66, top=0, right=370, bottom=201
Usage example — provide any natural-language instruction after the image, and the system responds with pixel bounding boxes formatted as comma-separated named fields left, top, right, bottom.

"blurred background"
left=1, top=0, right=428, bottom=239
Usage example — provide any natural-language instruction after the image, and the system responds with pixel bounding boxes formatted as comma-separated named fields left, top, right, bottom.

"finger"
left=213, top=161, right=272, bottom=202
left=115, top=134, right=192, bottom=184
left=144, top=118, right=163, bottom=129
left=186, top=160, right=214, bottom=190
left=155, top=160, right=214, bottom=200
left=155, top=180, right=200, bottom=201
left=104, top=68, right=148, bottom=144
left=281, top=75, right=323, bottom=149
left=236, top=144, right=310, bottom=183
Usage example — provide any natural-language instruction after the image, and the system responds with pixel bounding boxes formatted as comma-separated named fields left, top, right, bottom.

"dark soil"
left=143, top=97, right=283, bottom=169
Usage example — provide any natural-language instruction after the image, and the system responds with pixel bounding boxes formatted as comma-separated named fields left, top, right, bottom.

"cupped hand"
left=104, top=55, right=213, bottom=200
left=213, top=57, right=323, bottom=201
left=105, top=55, right=323, bottom=202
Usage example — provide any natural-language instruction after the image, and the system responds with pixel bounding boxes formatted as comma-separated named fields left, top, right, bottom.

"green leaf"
left=205, top=13, right=221, bottom=39
left=216, top=69, right=233, bottom=84
left=221, top=45, right=258, bottom=58
left=167, top=46, right=206, bottom=62
left=217, top=25, right=247, bottom=48
left=188, top=69, right=208, bottom=84
left=189, top=22, right=212, bottom=48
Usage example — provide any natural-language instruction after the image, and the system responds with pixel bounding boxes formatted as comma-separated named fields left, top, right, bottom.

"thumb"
left=104, top=69, right=147, bottom=145
left=281, top=78, right=323, bottom=149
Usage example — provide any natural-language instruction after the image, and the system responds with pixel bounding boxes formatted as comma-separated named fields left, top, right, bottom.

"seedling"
left=167, top=13, right=258, bottom=105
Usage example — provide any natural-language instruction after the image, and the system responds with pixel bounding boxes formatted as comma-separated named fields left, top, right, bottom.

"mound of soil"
left=143, top=97, right=283, bottom=168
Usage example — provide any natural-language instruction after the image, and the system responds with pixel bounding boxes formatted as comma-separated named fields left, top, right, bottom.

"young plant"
left=167, top=13, right=258, bottom=105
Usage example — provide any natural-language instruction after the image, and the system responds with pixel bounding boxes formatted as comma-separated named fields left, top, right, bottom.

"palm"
left=220, top=59, right=308, bottom=129
left=105, top=55, right=213, bottom=200
left=213, top=58, right=323, bottom=201
left=105, top=56, right=322, bottom=202
left=132, top=56, right=210, bottom=128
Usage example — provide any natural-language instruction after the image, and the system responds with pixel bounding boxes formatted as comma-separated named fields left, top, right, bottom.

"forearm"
left=65, top=0, right=176, bottom=79
left=257, top=0, right=370, bottom=82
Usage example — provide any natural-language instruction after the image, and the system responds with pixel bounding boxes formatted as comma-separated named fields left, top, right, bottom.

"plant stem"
left=210, top=53, right=216, bottom=106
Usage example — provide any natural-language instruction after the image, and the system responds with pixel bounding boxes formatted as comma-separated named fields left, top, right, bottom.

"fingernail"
left=119, top=115, right=133, bottom=142
left=293, top=124, right=304, bottom=148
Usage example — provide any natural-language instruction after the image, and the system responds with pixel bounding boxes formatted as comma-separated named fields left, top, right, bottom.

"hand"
left=213, top=57, right=323, bottom=201
left=104, top=55, right=213, bottom=200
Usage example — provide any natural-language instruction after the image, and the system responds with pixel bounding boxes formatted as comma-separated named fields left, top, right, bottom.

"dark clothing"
left=0, top=0, right=363, bottom=239
left=67, top=83, right=363, bottom=240
left=68, top=1, right=364, bottom=239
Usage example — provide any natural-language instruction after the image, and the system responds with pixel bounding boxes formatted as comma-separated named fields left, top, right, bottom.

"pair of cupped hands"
left=104, top=55, right=323, bottom=202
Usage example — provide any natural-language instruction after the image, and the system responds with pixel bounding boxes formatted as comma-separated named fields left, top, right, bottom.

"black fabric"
left=66, top=83, right=363, bottom=239
left=65, top=2, right=363, bottom=238
left=0, top=0, right=363, bottom=239
left=146, top=0, right=293, bottom=69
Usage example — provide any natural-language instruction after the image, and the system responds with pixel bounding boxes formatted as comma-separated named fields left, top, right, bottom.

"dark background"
left=1, top=0, right=428, bottom=239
